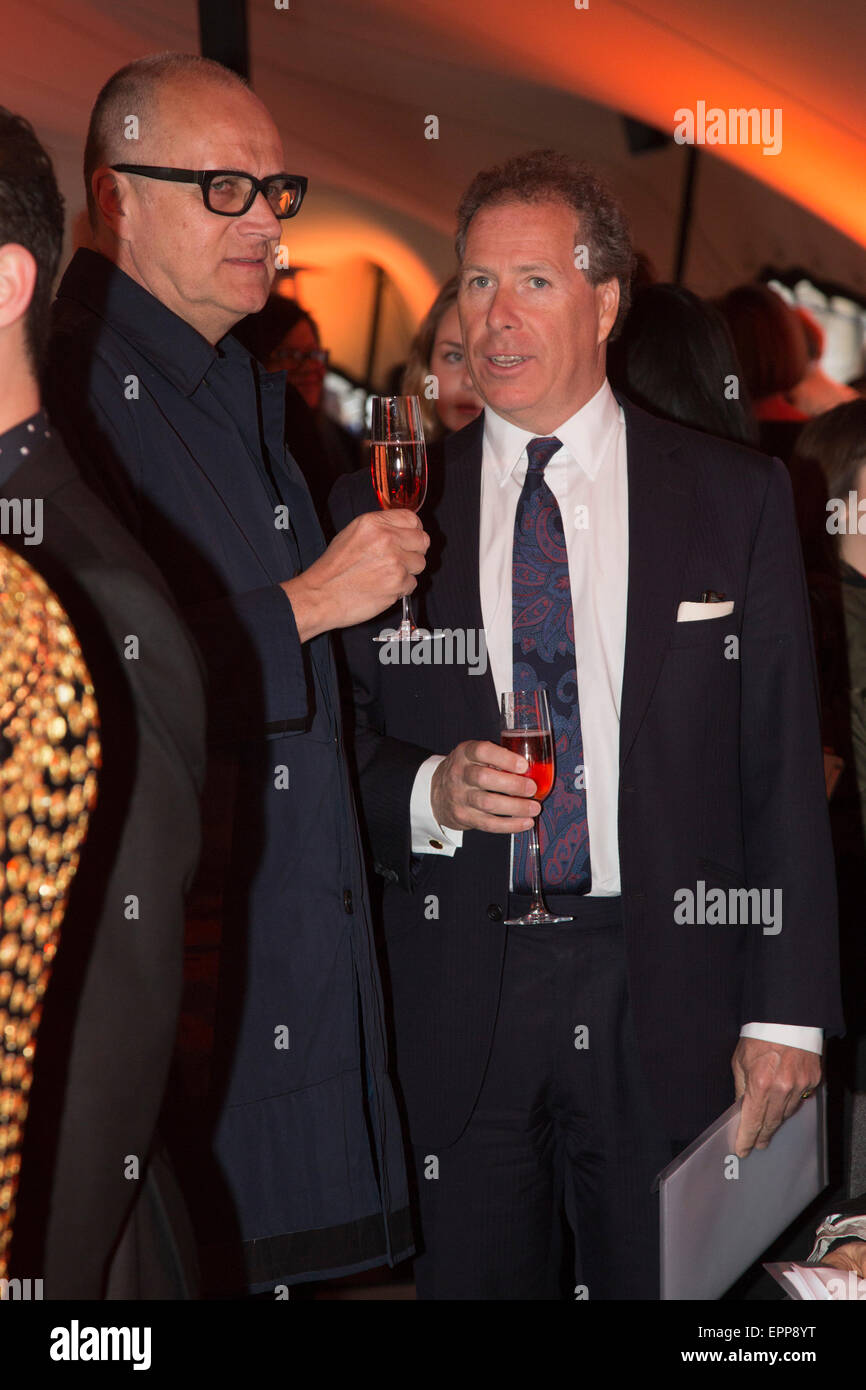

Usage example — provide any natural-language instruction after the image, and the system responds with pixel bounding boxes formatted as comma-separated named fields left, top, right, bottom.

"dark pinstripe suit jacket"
left=332, top=400, right=844, bottom=1150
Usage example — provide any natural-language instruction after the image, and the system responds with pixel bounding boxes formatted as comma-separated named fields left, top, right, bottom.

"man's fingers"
left=736, top=1084, right=802, bottom=1156
left=466, top=740, right=530, bottom=775
left=402, top=550, right=427, bottom=576
left=374, top=507, right=426, bottom=531
left=781, top=1088, right=808, bottom=1124
left=820, top=1242, right=866, bottom=1277
left=464, top=810, right=537, bottom=834
left=470, top=764, right=539, bottom=799
left=752, top=1095, right=788, bottom=1148
left=470, top=789, right=540, bottom=821
left=734, top=1094, right=766, bottom=1157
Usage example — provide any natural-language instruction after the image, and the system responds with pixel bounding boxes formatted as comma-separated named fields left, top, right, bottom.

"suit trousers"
left=411, top=894, right=678, bottom=1300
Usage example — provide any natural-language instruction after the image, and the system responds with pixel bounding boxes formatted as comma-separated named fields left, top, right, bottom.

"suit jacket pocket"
left=697, top=855, right=746, bottom=888
left=668, top=619, right=738, bottom=650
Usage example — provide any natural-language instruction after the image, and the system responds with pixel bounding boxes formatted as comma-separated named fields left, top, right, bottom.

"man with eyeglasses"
left=44, top=52, right=424, bottom=1296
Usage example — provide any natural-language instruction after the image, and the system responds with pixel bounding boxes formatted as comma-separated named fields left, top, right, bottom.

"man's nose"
left=486, top=287, right=519, bottom=332
left=240, top=190, right=282, bottom=239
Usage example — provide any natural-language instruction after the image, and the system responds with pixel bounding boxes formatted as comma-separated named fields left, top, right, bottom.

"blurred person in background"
left=789, top=306, right=860, bottom=418
left=402, top=275, right=483, bottom=441
left=607, top=283, right=757, bottom=447
left=717, top=283, right=809, bottom=461
left=792, top=399, right=866, bottom=1201
left=235, top=295, right=359, bottom=532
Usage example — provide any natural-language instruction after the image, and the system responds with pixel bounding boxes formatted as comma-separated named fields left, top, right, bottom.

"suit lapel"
left=618, top=400, right=695, bottom=771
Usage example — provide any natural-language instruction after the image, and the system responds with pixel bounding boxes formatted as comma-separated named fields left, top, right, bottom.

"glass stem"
left=528, top=817, right=545, bottom=912
left=399, top=593, right=412, bottom=638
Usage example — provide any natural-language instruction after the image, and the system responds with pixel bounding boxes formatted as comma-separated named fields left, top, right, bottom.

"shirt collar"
left=55, top=248, right=246, bottom=397
left=0, top=408, right=54, bottom=486
left=483, top=377, right=621, bottom=486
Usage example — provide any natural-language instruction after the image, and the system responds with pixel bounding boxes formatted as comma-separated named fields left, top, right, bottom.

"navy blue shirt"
left=44, top=248, right=412, bottom=1284
left=45, top=248, right=326, bottom=737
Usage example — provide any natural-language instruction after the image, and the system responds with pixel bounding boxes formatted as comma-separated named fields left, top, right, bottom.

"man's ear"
left=596, top=278, right=620, bottom=346
left=91, top=166, right=128, bottom=238
left=0, top=243, right=37, bottom=332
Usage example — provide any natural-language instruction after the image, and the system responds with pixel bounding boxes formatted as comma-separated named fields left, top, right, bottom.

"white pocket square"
left=677, top=600, right=735, bottom=622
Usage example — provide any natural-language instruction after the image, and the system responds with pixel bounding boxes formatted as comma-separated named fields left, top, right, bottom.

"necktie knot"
left=526, top=436, right=562, bottom=475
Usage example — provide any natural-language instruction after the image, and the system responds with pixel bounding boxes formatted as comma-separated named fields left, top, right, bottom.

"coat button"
left=343, top=889, right=353, bottom=913
left=486, top=903, right=503, bottom=921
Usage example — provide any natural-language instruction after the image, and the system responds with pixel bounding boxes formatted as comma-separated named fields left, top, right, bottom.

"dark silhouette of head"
left=607, top=283, right=757, bottom=446
left=0, top=107, right=65, bottom=372
left=716, top=283, right=808, bottom=402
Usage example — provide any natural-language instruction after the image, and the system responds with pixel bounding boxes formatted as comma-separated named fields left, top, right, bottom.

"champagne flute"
left=501, top=689, right=573, bottom=925
left=370, top=394, right=429, bottom=642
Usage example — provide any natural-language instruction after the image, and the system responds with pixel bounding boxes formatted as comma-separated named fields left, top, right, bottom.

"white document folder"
left=656, top=1084, right=827, bottom=1300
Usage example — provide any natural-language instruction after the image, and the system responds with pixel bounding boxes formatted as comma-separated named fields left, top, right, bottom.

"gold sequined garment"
left=0, top=546, right=100, bottom=1284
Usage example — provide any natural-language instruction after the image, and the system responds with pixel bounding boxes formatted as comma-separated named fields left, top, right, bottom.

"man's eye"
left=529, top=277, right=549, bottom=288
left=468, top=275, right=491, bottom=289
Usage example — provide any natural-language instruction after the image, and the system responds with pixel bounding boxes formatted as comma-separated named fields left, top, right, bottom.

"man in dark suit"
left=0, top=106, right=206, bottom=1297
left=331, top=149, right=844, bottom=1299
left=44, top=54, right=426, bottom=1292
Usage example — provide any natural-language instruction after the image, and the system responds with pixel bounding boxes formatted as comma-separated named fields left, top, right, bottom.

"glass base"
left=504, top=906, right=574, bottom=925
left=373, top=625, right=433, bottom=643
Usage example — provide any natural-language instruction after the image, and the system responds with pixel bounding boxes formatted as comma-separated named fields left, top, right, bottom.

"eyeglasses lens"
left=206, top=175, right=300, bottom=217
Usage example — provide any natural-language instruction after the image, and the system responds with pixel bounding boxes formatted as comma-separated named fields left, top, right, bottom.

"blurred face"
left=103, top=78, right=286, bottom=343
left=458, top=198, right=619, bottom=434
left=429, top=302, right=482, bottom=433
left=268, top=318, right=325, bottom=411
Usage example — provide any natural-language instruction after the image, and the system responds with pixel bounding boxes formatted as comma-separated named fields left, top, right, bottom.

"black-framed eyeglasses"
left=111, top=165, right=308, bottom=218
left=270, top=348, right=329, bottom=368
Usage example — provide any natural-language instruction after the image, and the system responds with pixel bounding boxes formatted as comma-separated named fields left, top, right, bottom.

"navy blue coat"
left=45, top=249, right=412, bottom=1292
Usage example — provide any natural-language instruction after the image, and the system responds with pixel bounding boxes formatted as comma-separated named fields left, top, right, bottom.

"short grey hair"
left=83, top=52, right=249, bottom=229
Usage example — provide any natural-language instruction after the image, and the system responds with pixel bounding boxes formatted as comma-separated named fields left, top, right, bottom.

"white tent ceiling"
left=2, top=0, right=864, bottom=382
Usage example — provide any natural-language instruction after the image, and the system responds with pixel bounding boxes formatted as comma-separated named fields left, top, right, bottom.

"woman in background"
left=402, top=277, right=483, bottom=441
left=235, top=297, right=359, bottom=534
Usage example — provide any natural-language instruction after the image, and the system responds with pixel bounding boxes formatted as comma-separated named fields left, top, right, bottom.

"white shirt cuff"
left=410, top=755, right=464, bottom=856
left=739, top=1022, right=824, bottom=1054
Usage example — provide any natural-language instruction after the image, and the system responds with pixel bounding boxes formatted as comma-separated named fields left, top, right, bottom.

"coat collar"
left=54, top=248, right=224, bottom=397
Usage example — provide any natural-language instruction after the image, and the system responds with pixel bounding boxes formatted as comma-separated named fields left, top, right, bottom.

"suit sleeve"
left=45, top=339, right=309, bottom=735
left=738, top=458, right=844, bottom=1035
left=330, top=473, right=434, bottom=889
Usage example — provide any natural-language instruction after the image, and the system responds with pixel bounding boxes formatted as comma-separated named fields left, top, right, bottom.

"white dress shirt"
left=409, top=380, right=821, bottom=1055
